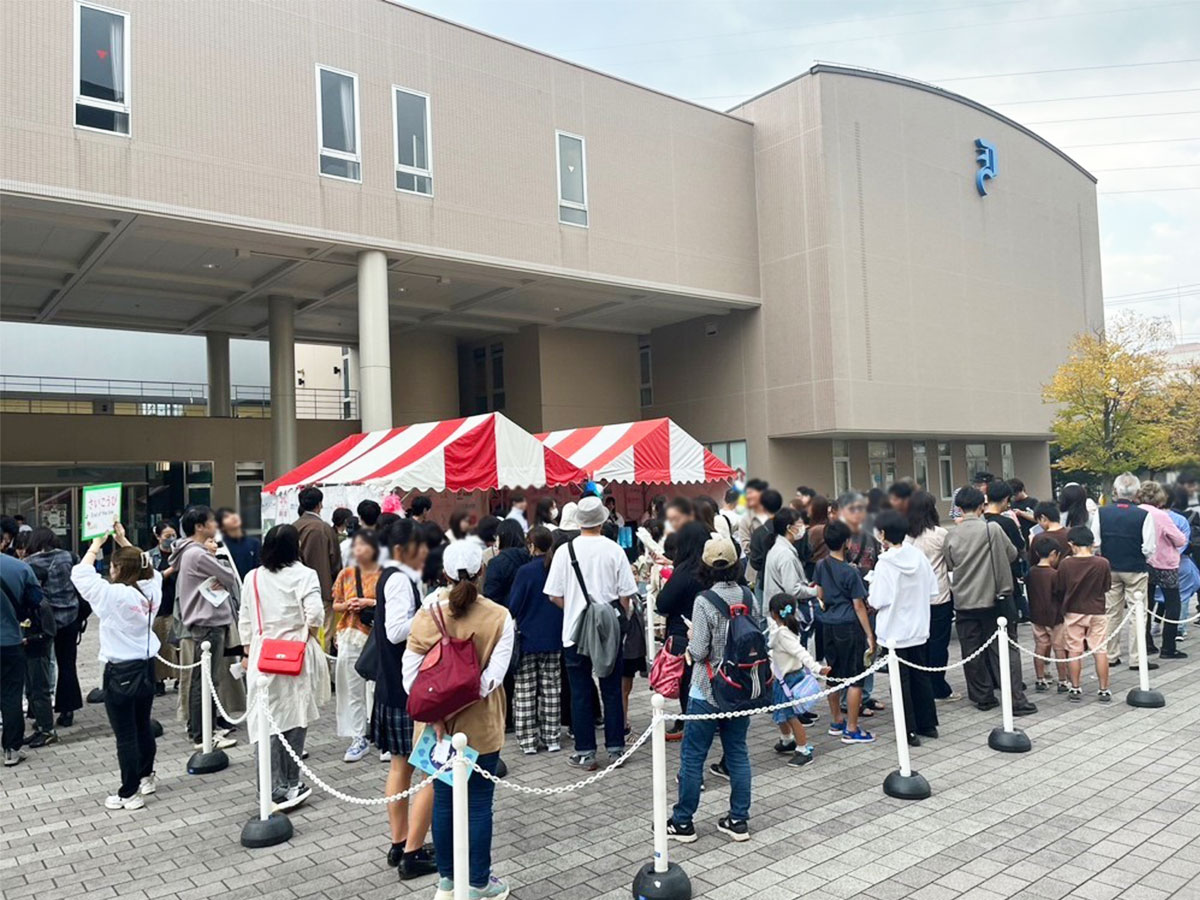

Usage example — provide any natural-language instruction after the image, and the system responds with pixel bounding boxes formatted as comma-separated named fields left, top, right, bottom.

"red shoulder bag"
left=253, top=570, right=307, bottom=676
left=407, top=602, right=481, bottom=723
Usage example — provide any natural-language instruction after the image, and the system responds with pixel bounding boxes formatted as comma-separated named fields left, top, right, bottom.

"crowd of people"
left=1, top=468, right=1198, bottom=899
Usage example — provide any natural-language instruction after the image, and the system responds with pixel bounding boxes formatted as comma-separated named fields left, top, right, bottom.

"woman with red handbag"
left=402, top=540, right=515, bottom=900
left=238, top=525, right=329, bottom=813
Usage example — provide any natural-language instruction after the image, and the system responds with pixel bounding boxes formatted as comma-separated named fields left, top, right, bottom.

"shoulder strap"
left=702, top=589, right=731, bottom=619
left=355, top=566, right=364, bottom=598
left=567, top=539, right=591, bottom=605
left=430, top=598, right=450, bottom=640
left=253, top=570, right=263, bottom=636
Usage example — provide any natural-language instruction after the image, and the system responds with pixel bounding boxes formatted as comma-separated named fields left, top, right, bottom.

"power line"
left=1099, top=186, right=1200, bottom=194
left=1060, top=136, right=1199, bottom=149
left=1106, top=283, right=1200, bottom=300
left=1093, top=164, right=1200, bottom=172
left=1106, top=290, right=1200, bottom=306
left=1025, top=109, right=1200, bottom=125
left=991, top=88, right=1200, bottom=106
left=937, top=57, right=1200, bottom=82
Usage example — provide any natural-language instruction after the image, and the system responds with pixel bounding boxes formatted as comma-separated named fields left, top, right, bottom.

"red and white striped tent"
left=536, top=418, right=736, bottom=485
left=262, top=413, right=589, bottom=524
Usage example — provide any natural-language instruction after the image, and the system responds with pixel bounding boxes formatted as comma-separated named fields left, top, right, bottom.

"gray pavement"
left=2, top=624, right=1198, bottom=900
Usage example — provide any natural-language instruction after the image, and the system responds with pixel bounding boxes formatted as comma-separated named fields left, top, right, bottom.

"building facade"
left=0, top=0, right=1103, bottom=539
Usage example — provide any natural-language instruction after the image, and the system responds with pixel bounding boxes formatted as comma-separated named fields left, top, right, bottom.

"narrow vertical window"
left=316, top=65, right=361, bottom=181
left=833, top=440, right=852, bottom=497
left=556, top=131, right=588, bottom=226
left=912, top=441, right=929, bottom=490
left=1001, top=442, right=1015, bottom=480
left=75, top=2, right=130, bottom=135
left=393, top=87, right=432, bottom=195
left=938, top=442, right=954, bottom=500
left=638, top=336, right=653, bottom=407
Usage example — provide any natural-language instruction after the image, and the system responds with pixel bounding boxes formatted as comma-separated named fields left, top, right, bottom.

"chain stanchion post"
left=452, top=733, right=470, bottom=900
left=240, top=673, right=292, bottom=848
left=187, top=640, right=230, bottom=774
left=988, top=616, right=1031, bottom=753
left=632, top=694, right=691, bottom=900
left=1127, top=591, right=1165, bottom=708
left=882, top=640, right=930, bottom=800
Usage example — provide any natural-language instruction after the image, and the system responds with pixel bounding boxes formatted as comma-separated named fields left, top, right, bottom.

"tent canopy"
left=264, top=412, right=589, bottom=496
left=536, top=418, right=736, bottom=485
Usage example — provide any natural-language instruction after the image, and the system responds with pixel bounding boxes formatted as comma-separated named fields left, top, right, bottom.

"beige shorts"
left=1031, top=622, right=1065, bottom=653
left=1063, top=613, right=1108, bottom=657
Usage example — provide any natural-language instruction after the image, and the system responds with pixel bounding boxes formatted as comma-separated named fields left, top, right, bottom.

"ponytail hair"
left=447, top=569, right=479, bottom=618
left=111, top=546, right=153, bottom=586
left=768, top=592, right=801, bottom=635
left=766, top=507, right=800, bottom=551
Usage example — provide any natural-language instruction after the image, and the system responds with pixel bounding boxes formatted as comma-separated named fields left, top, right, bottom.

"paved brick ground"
left=2, top=625, right=1198, bottom=900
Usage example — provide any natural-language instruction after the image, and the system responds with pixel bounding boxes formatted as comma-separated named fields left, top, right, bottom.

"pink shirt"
left=1140, top=505, right=1187, bottom=570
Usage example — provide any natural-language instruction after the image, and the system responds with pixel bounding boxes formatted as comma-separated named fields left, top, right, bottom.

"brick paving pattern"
left=2, top=625, right=1198, bottom=900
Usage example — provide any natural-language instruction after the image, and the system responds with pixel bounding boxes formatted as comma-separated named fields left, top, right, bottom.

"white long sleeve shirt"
left=767, top=618, right=821, bottom=677
left=400, top=588, right=515, bottom=699
left=382, top=561, right=423, bottom=645
left=70, top=563, right=162, bottom=663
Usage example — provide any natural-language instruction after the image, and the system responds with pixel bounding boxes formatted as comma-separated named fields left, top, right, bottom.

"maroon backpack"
left=407, top=603, right=482, bottom=723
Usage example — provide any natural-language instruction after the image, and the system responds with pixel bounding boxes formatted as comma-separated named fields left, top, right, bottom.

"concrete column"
left=205, top=332, right=232, bottom=417
left=356, top=249, right=392, bottom=431
left=268, top=296, right=297, bottom=477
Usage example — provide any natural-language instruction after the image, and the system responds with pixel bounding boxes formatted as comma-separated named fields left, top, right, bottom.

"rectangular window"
left=489, top=343, right=504, bottom=411
left=185, top=460, right=213, bottom=508
left=1001, top=442, right=1014, bottom=480
left=393, top=86, right=432, bottom=195
left=912, top=441, right=929, bottom=491
left=472, top=346, right=487, bottom=414
left=556, top=131, right=588, bottom=227
left=868, top=440, right=896, bottom=489
left=236, top=461, right=265, bottom=534
left=965, top=443, right=989, bottom=481
left=75, top=2, right=130, bottom=135
left=833, top=439, right=851, bottom=497
left=316, top=65, right=361, bottom=181
left=938, top=442, right=954, bottom=501
left=706, top=441, right=748, bottom=475
left=639, top=337, right=652, bottom=407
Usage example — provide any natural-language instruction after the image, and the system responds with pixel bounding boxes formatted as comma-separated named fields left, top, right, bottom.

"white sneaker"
left=379, top=750, right=392, bottom=762
left=546, top=742, right=561, bottom=753
left=523, top=747, right=538, bottom=756
left=3, top=748, right=26, bottom=767
left=139, top=773, right=157, bottom=795
left=343, top=737, right=370, bottom=763
left=104, top=794, right=145, bottom=810
left=193, top=736, right=238, bottom=751
left=936, top=692, right=963, bottom=703
left=271, top=782, right=312, bottom=812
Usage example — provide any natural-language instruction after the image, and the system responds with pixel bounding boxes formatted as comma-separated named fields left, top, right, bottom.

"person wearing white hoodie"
left=868, top=509, right=939, bottom=745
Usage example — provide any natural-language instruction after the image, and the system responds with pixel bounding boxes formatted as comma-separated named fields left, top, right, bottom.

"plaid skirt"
left=372, top=697, right=414, bottom=757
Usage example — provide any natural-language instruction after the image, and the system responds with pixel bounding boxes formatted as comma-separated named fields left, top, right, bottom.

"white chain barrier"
left=1009, top=606, right=1136, bottom=664
left=1147, top=607, right=1200, bottom=626
left=204, top=662, right=256, bottom=726
left=891, top=627, right=1002, bottom=673
left=469, top=720, right=656, bottom=795
left=156, top=653, right=202, bottom=670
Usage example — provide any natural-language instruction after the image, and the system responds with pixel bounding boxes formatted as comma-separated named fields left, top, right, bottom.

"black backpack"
left=703, top=588, right=773, bottom=713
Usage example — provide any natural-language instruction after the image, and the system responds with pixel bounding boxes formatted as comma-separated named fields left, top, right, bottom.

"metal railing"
left=0, top=374, right=359, bottom=421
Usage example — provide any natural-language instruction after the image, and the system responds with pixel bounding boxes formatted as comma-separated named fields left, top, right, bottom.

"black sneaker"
left=386, top=841, right=406, bottom=867
left=1130, top=663, right=1160, bottom=671
left=567, top=754, right=597, bottom=771
left=26, top=731, right=58, bottom=749
left=56, top=712, right=74, bottom=728
left=1012, top=702, right=1038, bottom=717
left=665, top=819, right=697, bottom=843
left=399, top=847, right=438, bottom=880
left=787, top=748, right=813, bottom=768
left=709, top=760, right=730, bottom=781
left=717, top=816, right=750, bottom=842
left=798, top=711, right=819, bottom=726
left=975, top=699, right=999, bottom=712
left=1160, top=651, right=1188, bottom=659
left=773, top=738, right=797, bottom=754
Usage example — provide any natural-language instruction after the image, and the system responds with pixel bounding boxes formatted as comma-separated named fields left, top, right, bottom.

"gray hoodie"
left=943, top=516, right=1016, bottom=612
left=169, top=537, right=239, bottom=629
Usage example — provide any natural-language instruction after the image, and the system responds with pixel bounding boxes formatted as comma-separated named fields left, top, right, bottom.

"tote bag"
left=253, top=570, right=307, bottom=676
left=407, top=602, right=482, bottom=723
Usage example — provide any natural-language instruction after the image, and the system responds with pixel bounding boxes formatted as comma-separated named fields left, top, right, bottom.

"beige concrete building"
left=0, top=0, right=1102, bottom=542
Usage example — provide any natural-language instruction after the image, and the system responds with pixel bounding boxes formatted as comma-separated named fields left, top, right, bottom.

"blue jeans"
left=673, top=697, right=751, bottom=824
left=432, top=750, right=499, bottom=888
left=564, top=646, right=624, bottom=754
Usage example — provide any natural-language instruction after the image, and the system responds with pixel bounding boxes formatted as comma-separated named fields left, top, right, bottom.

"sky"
left=409, top=0, right=1200, bottom=343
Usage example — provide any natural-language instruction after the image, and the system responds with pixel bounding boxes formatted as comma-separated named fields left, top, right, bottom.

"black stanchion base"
left=988, top=727, right=1032, bottom=753
left=883, top=769, right=931, bottom=800
left=240, top=812, right=293, bottom=848
left=632, top=861, right=692, bottom=900
left=1126, top=688, right=1165, bottom=708
left=187, top=749, right=230, bottom=775
left=495, top=757, right=508, bottom=778
left=151, top=719, right=164, bottom=738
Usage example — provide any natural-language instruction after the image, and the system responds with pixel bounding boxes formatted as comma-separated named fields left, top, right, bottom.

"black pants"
left=25, top=648, right=54, bottom=733
left=957, top=610, right=1029, bottom=708
left=187, top=625, right=226, bottom=741
left=893, top=645, right=938, bottom=735
left=53, top=623, right=83, bottom=713
left=1159, top=585, right=1182, bottom=655
left=1, top=644, right=26, bottom=751
left=925, top=603, right=954, bottom=698
left=103, top=662, right=157, bottom=798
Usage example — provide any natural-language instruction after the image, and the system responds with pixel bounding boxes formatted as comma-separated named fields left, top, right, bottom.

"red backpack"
left=649, top=633, right=688, bottom=699
left=407, top=603, right=482, bottom=723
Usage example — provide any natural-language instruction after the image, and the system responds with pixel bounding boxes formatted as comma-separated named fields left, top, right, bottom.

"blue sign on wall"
left=975, top=138, right=997, bottom=196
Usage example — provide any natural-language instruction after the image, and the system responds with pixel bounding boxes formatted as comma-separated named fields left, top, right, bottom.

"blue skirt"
left=772, top=670, right=820, bottom=723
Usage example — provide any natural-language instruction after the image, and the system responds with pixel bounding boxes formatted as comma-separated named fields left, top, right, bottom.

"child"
left=767, top=593, right=829, bottom=767
left=813, top=520, right=875, bottom=743
left=1028, top=534, right=1069, bottom=693
left=1055, top=526, right=1113, bottom=702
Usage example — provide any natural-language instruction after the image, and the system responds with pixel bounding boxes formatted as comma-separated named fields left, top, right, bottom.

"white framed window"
left=912, top=441, right=929, bottom=491
left=556, top=131, right=588, bottom=227
left=1001, top=442, right=1015, bottom=480
left=833, top=439, right=851, bottom=497
left=706, top=440, right=748, bottom=475
left=74, top=2, right=130, bottom=136
left=965, top=443, right=989, bottom=481
left=938, top=442, right=954, bottom=501
left=316, top=65, right=361, bottom=181
left=392, top=86, right=432, bottom=195
left=236, top=461, right=265, bottom=534
left=638, top=336, right=653, bottom=407
left=868, top=440, right=896, bottom=489
left=185, top=460, right=213, bottom=508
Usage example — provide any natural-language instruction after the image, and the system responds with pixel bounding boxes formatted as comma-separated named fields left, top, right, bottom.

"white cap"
left=443, top=539, right=483, bottom=581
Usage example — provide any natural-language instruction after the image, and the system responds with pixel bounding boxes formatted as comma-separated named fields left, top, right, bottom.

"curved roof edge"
left=733, top=63, right=1097, bottom=184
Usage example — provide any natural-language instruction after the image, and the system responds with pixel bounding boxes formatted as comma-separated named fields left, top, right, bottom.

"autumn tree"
left=1042, top=313, right=1176, bottom=482
left=1161, top=361, right=1200, bottom=469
